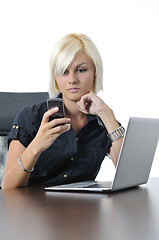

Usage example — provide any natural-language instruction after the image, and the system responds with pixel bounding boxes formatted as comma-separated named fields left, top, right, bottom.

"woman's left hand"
left=77, top=92, right=109, bottom=116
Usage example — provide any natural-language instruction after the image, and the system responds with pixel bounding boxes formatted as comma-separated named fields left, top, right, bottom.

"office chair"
left=0, top=91, right=49, bottom=186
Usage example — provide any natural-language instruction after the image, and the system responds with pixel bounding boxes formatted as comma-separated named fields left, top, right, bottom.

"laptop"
left=45, top=117, right=159, bottom=192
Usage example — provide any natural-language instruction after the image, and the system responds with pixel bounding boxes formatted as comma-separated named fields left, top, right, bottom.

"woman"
left=2, top=33, right=124, bottom=189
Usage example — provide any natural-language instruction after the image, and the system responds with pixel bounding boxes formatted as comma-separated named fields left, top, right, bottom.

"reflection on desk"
left=0, top=178, right=159, bottom=240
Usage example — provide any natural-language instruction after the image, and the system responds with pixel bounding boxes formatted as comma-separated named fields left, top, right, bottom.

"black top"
left=8, top=97, right=114, bottom=186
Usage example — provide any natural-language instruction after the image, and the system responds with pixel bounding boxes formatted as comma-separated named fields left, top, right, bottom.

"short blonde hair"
left=49, top=33, right=103, bottom=97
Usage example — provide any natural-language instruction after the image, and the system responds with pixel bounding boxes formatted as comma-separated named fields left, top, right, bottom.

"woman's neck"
left=63, top=96, right=87, bottom=135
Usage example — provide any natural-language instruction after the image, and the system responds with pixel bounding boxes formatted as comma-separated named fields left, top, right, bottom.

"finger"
left=80, top=93, right=93, bottom=106
left=77, top=103, right=88, bottom=114
left=78, top=96, right=88, bottom=110
left=77, top=98, right=87, bottom=112
left=49, top=117, right=71, bottom=128
left=50, top=123, right=71, bottom=135
left=42, top=107, right=59, bottom=123
left=77, top=96, right=91, bottom=114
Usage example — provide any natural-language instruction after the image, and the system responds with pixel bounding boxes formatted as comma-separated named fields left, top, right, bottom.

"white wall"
left=0, top=0, right=159, bottom=179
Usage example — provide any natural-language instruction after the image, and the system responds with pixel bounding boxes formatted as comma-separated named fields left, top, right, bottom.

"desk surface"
left=0, top=178, right=159, bottom=240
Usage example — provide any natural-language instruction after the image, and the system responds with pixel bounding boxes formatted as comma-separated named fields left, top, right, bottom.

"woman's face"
left=55, top=50, right=95, bottom=102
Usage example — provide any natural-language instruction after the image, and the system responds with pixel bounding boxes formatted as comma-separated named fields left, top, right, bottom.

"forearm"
left=2, top=140, right=41, bottom=189
left=109, top=138, right=124, bottom=166
left=98, top=107, right=119, bottom=133
left=98, top=107, right=124, bottom=166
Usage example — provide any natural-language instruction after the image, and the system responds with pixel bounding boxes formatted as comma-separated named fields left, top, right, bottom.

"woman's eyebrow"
left=76, top=63, right=89, bottom=67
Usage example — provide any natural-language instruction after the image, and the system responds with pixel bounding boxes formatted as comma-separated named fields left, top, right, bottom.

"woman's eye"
left=77, top=68, right=87, bottom=73
left=63, top=69, right=68, bottom=75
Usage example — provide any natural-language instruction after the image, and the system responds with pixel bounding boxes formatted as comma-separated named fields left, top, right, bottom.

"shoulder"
left=15, top=101, right=47, bottom=126
left=8, top=102, right=47, bottom=147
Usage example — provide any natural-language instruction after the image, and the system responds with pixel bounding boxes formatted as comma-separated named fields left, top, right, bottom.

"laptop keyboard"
left=79, top=181, right=112, bottom=189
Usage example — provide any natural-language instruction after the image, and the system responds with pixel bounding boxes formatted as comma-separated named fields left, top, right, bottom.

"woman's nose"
left=68, top=72, right=77, bottom=84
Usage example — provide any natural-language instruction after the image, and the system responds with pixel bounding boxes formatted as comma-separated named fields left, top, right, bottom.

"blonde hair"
left=49, top=33, right=103, bottom=97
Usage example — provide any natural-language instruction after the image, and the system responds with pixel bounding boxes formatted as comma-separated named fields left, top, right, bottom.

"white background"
left=0, top=0, right=159, bottom=180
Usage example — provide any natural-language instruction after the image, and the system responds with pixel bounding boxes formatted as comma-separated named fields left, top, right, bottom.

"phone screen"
left=47, top=98, right=65, bottom=120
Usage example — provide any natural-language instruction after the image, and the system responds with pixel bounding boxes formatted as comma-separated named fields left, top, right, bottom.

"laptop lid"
left=111, top=117, right=159, bottom=191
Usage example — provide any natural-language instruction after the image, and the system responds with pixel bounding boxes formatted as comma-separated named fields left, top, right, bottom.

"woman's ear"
left=55, top=79, right=60, bottom=91
left=92, top=77, right=96, bottom=93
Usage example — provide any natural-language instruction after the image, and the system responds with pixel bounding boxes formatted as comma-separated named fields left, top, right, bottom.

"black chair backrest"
left=0, top=92, right=49, bottom=136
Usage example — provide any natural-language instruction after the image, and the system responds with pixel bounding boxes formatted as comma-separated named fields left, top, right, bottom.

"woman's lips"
left=67, top=88, right=80, bottom=93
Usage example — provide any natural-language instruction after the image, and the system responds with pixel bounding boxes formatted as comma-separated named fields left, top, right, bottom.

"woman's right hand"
left=32, top=107, right=71, bottom=154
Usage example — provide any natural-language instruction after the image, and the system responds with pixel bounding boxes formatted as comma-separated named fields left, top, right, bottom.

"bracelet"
left=107, top=126, right=125, bottom=142
left=18, top=156, right=34, bottom=173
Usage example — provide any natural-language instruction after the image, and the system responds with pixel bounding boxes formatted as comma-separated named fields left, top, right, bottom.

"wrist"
left=28, top=138, right=43, bottom=158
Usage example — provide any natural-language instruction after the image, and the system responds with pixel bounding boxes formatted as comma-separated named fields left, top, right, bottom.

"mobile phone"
left=47, top=98, right=65, bottom=121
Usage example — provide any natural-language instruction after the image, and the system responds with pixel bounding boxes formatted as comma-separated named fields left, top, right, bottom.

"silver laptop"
left=45, top=117, right=159, bottom=192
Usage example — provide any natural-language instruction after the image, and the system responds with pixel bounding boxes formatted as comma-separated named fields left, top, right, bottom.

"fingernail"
left=66, top=123, right=71, bottom=129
